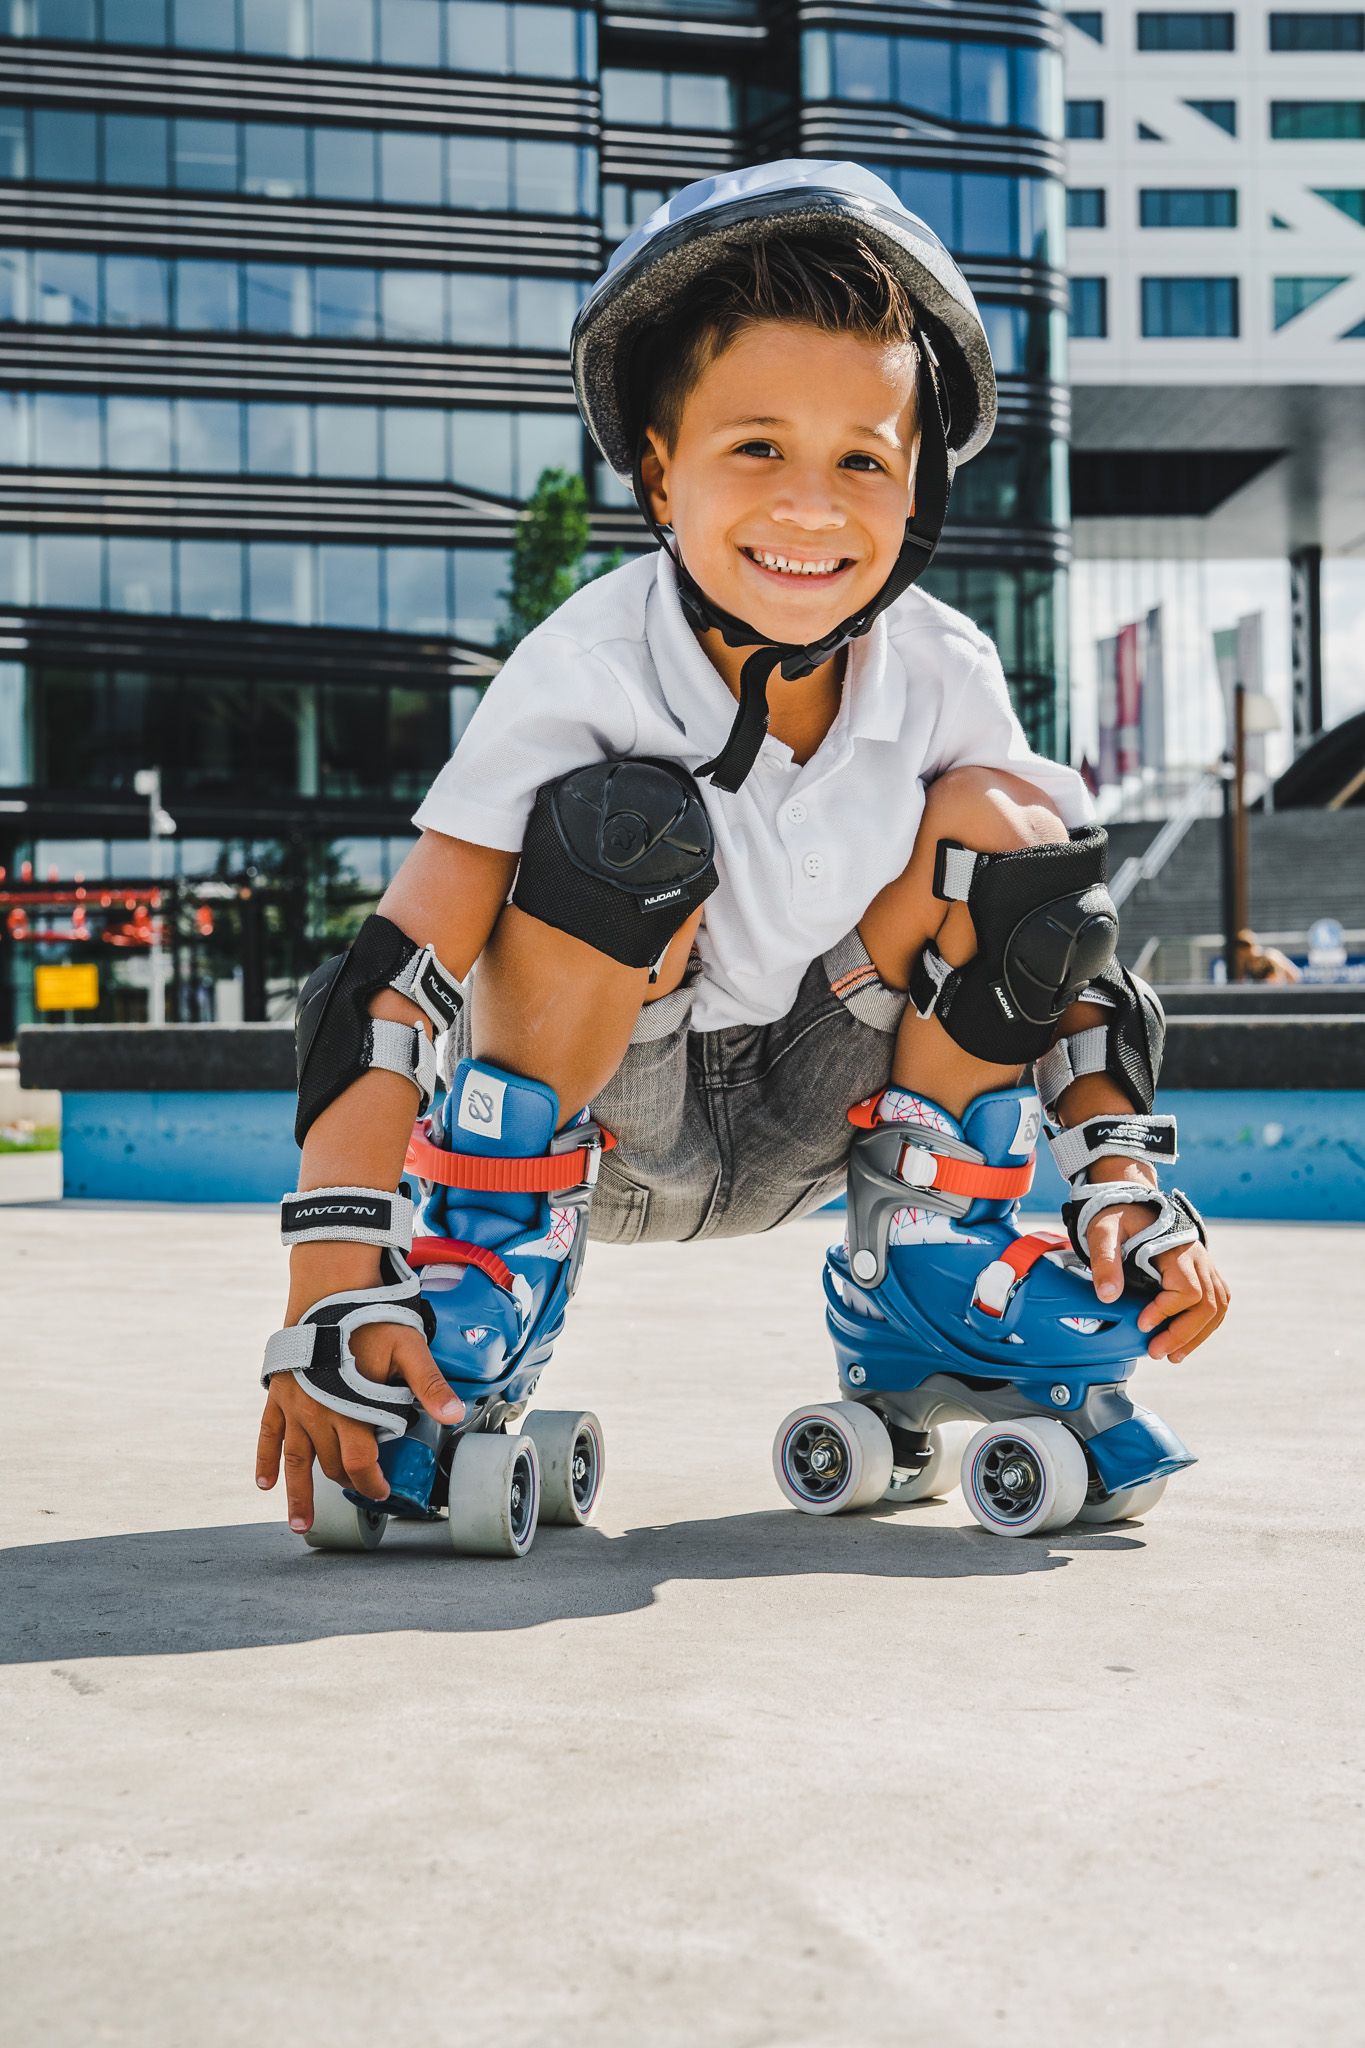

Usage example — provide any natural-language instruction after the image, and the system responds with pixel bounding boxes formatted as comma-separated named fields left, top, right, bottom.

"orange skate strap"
left=971, top=1230, right=1069, bottom=1318
left=847, top=1095, right=1034, bottom=1199
left=408, top=1236, right=515, bottom=1292
left=404, top=1119, right=615, bottom=1193
left=926, top=1153, right=1035, bottom=1200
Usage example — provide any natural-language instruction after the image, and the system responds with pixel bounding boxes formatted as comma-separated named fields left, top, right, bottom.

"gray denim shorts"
left=586, top=931, right=909, bottom=1245
left=447, top=932, right=905, bottom=1246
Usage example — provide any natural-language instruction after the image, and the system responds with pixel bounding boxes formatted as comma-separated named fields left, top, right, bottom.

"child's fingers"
left=282, top=1422, right=316, bottom=1533
left=1086, top=1209, right=1126, bottom=1302
left=1136, top=1243, right=1203, bottom=1332
left=255, top=1395, right=284, bottom=1491
left=334, top=1417, right=389, bottom=1502
left=1165, top=1257, right=1231, bottom=1362
left=1148, top=1295, right=1219, bottom=1361
left=393, top=1327, right=465, bottom=1426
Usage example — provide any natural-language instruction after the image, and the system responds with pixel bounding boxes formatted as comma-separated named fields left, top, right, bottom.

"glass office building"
left=0, top=0, right=1068, bottom=1029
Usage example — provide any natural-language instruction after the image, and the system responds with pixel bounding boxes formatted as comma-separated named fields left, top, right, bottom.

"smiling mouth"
left=739, top=546, right=854, bottom=584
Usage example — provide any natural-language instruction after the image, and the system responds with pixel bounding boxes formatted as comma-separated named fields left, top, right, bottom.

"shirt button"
left=785, top=800, right=807, bottom=824
left=802, top=851, right=824, bottom=879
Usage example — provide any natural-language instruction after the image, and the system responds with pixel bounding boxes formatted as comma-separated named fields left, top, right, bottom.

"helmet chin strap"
left=630, top=346, right=953, bottom=795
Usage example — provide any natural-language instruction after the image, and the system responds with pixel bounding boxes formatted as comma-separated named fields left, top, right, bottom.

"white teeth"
left=748, top=549, right=843, bottom=577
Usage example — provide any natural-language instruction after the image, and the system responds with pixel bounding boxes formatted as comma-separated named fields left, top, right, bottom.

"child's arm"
left=1049, top=996, right=1230, bottom=1364
left=255, top=831, right=518, bottom=1532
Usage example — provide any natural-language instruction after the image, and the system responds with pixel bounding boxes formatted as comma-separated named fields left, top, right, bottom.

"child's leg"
left=471, top=902, right=704, bottom=1125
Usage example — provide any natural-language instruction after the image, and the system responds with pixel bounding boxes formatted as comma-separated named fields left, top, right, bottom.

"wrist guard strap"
left=1048, top=1114, right=1178, bottom=1185
left=280, top=1185, right=414, bottom=1250
left=261, top=1247, right=436, bottom=1441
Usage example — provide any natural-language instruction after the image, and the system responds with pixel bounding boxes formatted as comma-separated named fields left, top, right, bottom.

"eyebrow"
left=720, top=413, right=902, bottom=445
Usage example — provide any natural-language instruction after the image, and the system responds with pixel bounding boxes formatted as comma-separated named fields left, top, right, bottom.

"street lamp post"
left=133, top=767, right=176, bottom=1026
left=1220, top=686, right=1281, bottom=984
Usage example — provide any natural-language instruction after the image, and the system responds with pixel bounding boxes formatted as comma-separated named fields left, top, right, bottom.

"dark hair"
left=632, top=234, right=921, bottom=455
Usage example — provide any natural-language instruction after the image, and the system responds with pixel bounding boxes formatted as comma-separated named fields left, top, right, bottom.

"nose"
left=767, top=463, right=848, bottom=535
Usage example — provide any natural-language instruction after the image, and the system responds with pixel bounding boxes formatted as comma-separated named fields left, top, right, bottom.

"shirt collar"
left=645, top=548, right=902, bottom=761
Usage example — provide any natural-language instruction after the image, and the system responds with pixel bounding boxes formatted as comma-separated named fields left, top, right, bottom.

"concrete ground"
left=3, top=1200, right=1362, bottom=2048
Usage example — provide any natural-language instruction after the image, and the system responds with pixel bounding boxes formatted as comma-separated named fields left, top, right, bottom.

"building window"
left=1067, top=187, right=1106, bottom=228
left=979, top=301, right=1069, bottom=379
left=601, top=68, right=733, bottom=131
left=1066, top=99, right=1105, bottom=140
left=865, top=164, right=1063, bottom=265
left=1270, top=12, right=1365, bottom=50
left=1066, top=12, right=1105, bottom=41
left=0, top=103, right=597, bottom=218
left=0, top=246, right=587, bottom=351
left=1139, top=187, right=1237, bottom=227
left=804, top=32, right=1063, bottom=138
left=1069, top=276, right=1108, bottom=338
left=1271, top=102, right=1365, bottom=139
left=1136, top=12, right=1235, bottom=50
left=0, top=386, right=583, bottom=495
left=1141, top=276, right=1239, bottom=338
left=7, top=0, right=596, bottom=79
left=1186, top=98, right=1236, bottom=133
left=1315, top=187, right=1365, bottom=224
left=1274, top=276, right=1346, bottom=328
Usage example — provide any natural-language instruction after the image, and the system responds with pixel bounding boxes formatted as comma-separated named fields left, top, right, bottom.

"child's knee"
left=921, top=764, right=1067, bottom=856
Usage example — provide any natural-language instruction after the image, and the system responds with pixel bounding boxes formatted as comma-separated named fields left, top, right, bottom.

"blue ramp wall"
left=55, top=1085, right=1365, bottom=1220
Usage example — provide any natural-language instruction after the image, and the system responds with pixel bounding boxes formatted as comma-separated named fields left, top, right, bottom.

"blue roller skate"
left=310, top=1057, right=609, bottom=1559
left=773, top=1083, right=1198, bottom=1537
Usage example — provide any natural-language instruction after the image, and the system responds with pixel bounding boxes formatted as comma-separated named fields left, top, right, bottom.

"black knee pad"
left=512, top=757, right=718, bottom=970
left=908, top=826, right=1119, bottom=1065
left=295, top=913, right=462, bottom=1146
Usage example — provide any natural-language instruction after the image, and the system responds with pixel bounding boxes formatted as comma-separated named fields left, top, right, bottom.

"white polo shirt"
left=413, top=549, right=1092, bottom=1033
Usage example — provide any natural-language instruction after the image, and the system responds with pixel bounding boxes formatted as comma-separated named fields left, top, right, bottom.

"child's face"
left=641, top=319, right=921, bottom=645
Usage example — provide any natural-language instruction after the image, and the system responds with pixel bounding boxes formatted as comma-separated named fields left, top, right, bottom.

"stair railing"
left=1108, top=769, right=1221, bottom=911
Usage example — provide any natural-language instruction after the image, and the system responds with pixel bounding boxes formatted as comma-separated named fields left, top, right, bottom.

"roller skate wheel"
left=961, top=1418, right=1089, bottom=1538
left=522, top=1409, right=604, bottom=1527
left=773, top=1401, right=894, bottom=1516
left=446, top=1431, right=540, bottom=1558
left=302, top=1471, right=387, bottom=1553
left=882, top=1422, right=974, bottom=1506
left=1076, top=1475, right=1169, bottom=1524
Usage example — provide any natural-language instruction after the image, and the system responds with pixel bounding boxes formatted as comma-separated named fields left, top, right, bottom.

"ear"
left=639, top=427, right=670, bottom=524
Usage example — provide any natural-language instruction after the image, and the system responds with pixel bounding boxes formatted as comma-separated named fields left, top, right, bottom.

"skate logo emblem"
left=458, top=1069, right=506, bottom=1141
left=993, top=984, right=1016, bottom=1019
left=1011, top=1100, right=1042, bottom=1154
left=643, top=886, right=682, bottom=909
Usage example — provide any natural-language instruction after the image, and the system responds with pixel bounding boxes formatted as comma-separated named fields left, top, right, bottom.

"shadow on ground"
left=2, top=1509, right=1142, bottom=1663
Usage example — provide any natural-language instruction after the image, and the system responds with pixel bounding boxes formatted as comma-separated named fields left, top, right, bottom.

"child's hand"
left=256, top=1318, right=463, bottom=1533
left=1084, top=1167, right=1230, bottom=1363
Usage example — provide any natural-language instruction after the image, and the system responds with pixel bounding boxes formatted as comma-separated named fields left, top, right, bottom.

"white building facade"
left=1062, top=1, right=1365, bottom=749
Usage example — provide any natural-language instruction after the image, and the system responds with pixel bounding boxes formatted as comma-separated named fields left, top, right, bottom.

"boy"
left=257, top=161, right=1227, bottom=1540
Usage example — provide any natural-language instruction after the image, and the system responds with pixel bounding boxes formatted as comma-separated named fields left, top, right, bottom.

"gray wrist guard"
left=261, top=1246, right=436, bottom=1441
left=1062, top=1180, right=1206, bottom=1293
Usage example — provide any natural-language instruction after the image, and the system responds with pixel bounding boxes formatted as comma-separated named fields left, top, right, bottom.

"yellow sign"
left=35, top=962, right=99, bottom=1011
